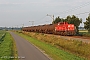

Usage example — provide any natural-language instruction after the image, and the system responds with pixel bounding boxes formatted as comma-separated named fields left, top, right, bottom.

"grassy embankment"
left=0, top=31, right=18, bottom=60
left=0, top=30, right=6, bottom=43
left=16, top=31, right=87, bottom=60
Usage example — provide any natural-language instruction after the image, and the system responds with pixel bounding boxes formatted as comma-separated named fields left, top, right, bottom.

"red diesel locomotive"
left=22, top=22, right=76, bottom=35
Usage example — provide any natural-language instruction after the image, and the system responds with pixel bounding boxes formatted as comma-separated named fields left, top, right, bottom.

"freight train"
left=22, top=22, right=76, bottom=35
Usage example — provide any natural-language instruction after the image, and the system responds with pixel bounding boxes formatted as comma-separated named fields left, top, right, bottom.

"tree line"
left=53, top=14, right=90, bottom=34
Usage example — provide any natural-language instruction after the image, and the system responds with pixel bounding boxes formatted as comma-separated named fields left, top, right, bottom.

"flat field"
left=79, top=30, right=90, bottom=37
left=79, top=30, right=88, bottom=33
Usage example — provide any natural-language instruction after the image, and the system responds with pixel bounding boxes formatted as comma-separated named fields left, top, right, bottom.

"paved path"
left=10, top=32, right=50, bottom=60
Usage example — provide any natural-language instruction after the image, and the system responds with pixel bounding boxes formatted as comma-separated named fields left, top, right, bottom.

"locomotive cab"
left=55, top=22, right=68, bottom=31
left=57, top=22, right=68, bottom=25
left=55, top=22, right=75, bottom=35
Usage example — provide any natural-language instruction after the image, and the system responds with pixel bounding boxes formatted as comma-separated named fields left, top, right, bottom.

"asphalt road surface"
left=10, top=32, right=50, bottom=60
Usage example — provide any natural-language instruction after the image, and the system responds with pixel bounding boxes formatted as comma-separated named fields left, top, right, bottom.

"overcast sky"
left=0, top=0, right=90, bottom=27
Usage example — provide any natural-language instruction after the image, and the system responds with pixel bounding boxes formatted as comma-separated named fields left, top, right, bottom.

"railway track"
left=22, top=31, right=90, bottom=43
left=43, top=33, right=90, bottom=43
left=66, top=36, right=90, bottom=43
left=68, top=36, right=90, bottom=40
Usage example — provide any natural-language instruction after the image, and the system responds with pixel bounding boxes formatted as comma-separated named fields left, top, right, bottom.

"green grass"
left=0, top=30, right=6, bottom=38
left=0, top=32, right=18, bottom=60
left=0, top=30, right=6, bottom=44
left=0, top=30, right=6, bottom=36
left=22, top=32, right=90, bottom=59
left=16, top=32, right=85, bottom=60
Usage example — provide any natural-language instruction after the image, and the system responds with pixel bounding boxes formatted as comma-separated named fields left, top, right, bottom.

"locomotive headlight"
left=72, top=25, right=74, bottom=27
left=58, top=23, right=60, bottom=25
left=68, top=25, right=70, bottom=27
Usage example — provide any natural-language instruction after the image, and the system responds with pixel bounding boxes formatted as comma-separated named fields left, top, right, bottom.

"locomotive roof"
left=58, top=22, right=68, bottom=24
left=38, top=24, right=53, bottom=26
